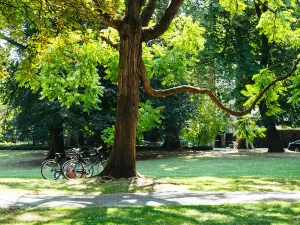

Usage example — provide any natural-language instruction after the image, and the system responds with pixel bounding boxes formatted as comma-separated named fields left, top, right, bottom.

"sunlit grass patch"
left=167, top=177, right=300, bottom=192
left=0, top=202, right=299, bottom=225
left=0, top=177, right=159, bottom=195
left=137, top=155, right=300, bottom=178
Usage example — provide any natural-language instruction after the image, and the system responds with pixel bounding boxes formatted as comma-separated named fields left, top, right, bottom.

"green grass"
left=0, top=150, right=300, bottom=194
left=137, top=156, right=300, bottom=178
left=0, top=202, right=300, bottom=225
left=0, top=150, right=45, bottom=178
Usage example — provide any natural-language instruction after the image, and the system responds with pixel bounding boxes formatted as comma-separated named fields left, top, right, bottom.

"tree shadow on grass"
left=0, top=177, right=159, bottom=195
left=0, top=202, right=299, bottom=225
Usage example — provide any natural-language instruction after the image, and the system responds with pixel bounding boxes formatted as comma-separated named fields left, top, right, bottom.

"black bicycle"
left=62, top=146, right=107, bottom=179
left=41, top=153, right=64, bottom=180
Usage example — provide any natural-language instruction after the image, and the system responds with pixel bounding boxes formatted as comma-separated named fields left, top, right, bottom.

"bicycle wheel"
left=41, top=160, right=62, bottom=180
left=101, top=159, right=108, bottom=167
left=73, top=162, right=87, bottom=178
left=62, top=160, right=84, bottom=179
left=92, top=159, right=107, bottom=176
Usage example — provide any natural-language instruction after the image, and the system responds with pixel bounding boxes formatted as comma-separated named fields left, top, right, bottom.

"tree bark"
left=46, top=125, right=65, bottom=159
left=259, top=101, right=284, bottom=152
left=162, top=126, right=181, bottom=150
left=78, top=132, right=85, bottom=146
left=100, top=2, right=142, bottom=178
left=255, top=3, right=284, bottom=153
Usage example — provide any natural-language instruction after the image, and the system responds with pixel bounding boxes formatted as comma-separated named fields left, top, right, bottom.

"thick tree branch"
left=141, top=0, right=156, bottom=27
left=139, top=57, right=300, bottom=117
left=256, top=0, right=276, bottom=13
left=92, top=0, right=121, bottom=30
left=1, top=35, right=27, bottom=50
left=142, top=0, right=183, bottom=41
left=99, top=34, right=120, bottom=50
left=98, top=11, right=121, bottom=30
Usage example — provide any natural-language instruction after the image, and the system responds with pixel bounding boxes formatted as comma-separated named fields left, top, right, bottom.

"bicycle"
left=62, top=146, right=108, bottom=179
left=41, top=153, right=64, bottom=180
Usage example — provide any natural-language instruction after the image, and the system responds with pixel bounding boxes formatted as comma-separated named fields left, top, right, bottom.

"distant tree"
left=182, top=96, right=228, bottom=146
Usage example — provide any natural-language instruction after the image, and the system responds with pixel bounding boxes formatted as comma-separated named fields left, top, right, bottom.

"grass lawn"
left=0, top=202, right=300, bottom=225
left=0, top=150, right=300, bottom=194
left=1, top=150, right=300, bottom=224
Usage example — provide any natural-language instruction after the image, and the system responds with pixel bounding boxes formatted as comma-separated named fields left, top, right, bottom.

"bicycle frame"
left=68, top=146, right=106, bottom=177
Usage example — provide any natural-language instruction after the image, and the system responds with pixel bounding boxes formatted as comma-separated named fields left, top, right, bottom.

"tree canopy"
left=1, top=0, right=300, bottom=177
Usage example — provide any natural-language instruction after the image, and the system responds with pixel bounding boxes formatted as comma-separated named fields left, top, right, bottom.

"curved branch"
left=141, top=0, right=157, bottom=27
left=142, top=0, right=183, bottom=42
left=139, top=57, right=300, bottom=117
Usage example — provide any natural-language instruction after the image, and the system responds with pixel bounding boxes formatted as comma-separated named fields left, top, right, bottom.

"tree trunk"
left=259, top=101, right=284, bottom=152
left=100, top=4, right=142, bottom=178
left=258, top=34, right=283, bottom=152
left=162, top=125, right=181, bottom=150
left=78, top=132, right=85, bottom=146
left=255, top=3, right=284, bottom=153
left=162, top=133, right=181, bottom=150
left=46, top=125, right=65, bottom=159
left=69, top=134, right=79, bottom=147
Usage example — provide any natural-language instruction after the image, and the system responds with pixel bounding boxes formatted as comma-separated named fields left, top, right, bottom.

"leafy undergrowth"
left=1, top=202, right=299, bottom=225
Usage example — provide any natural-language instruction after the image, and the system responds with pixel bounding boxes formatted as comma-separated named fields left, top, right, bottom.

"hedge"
left=0, top=145, right=49, bottom=150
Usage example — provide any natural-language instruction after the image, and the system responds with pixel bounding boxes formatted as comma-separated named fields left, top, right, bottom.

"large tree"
left=1, top=0, right=299, bottom=178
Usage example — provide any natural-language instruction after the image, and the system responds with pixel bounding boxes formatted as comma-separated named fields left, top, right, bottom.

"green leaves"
left=16, top=31, right=104, bottom=111
left=219, top=0, right=299, bottom=47
left=241, top=69, right=286, bottom=116
left=143, top=16, right=205, bottom=86
left=287, top=63, right=300, bottom=104
left=256, top=11, right=295, bottom=44
left=219, top=0, right=247, bottom=15
left=0, top=48, right=9, bottom=79
left=233, top=115, right=266, bottom=145
left=137, top=100, right=164, bottom=141
left=182, top=96, right=227, bottom=146
left=101, top=125, right=115, bottom=147
left=101, top=100, right=164, bottom=145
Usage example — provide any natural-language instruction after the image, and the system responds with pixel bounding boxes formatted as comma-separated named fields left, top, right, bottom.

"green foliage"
left=233, top=115, right=266, bottom=145
left=182, top=96, right=227, bottom=146
left=256, top=10, right=296, bottom=44
left=288, top=63, right=300, bottom=104
left=101, top=101, right=164, bottom=146
left=0, top=47, right=9, bottom=79
left=143, top=16, right=205, bottom=86
left=101, top=125, right=115, bottom=147
left=137, top=100, right=164, bottom=141
left=219, top=0, right=247, bottom=15
left=220, top=0, right=299, bottom=48
left=241, top=69, right=286, bottom=116
left=0, top=145, right=48, bottom=150
left=1, top=0, right=300, bottom=154
left=16, top=31, right=105, bottom=111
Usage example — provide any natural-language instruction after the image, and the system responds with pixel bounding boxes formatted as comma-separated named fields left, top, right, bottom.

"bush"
left=0, top=145, right=49, bottom=150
